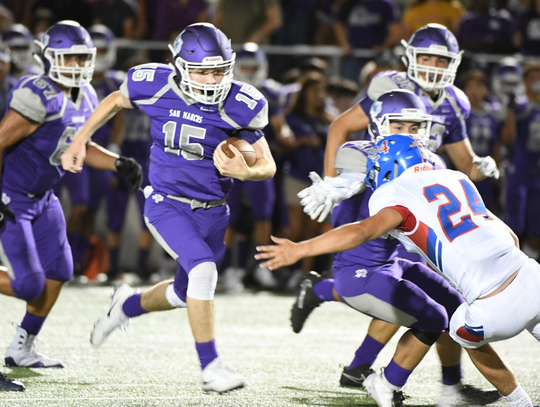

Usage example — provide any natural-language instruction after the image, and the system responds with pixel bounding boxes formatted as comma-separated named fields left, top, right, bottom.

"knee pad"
left=14, top=273, right=46, bottom=302
left=411, top=328, right=441, bottom=346
left=166, top=283, right=187, bottom=308
left=186, top=262, right=218, bottom=301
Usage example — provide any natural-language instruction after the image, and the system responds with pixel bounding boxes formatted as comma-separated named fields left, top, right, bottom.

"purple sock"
left=195, top=339, right=218, bottom=370
left=348, top=334, right=385, bottom=369
left=442, top=363, right=462, bottom=386
left=384, top=359, right=412, bottom=388
left=122, top=293, right=147, bottom=318
left=20, top=312, right=46, bottom=336
left=313, top=279, right=336, bottom=302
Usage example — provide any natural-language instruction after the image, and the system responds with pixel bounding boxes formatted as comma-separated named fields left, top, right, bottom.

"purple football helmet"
left=168, top=23, right=235, bottom=105
left=35, top=20, right=95, bottom=88
left=234, top=42, right=268, bottom=88
left=366, top=134, right=434, bottom=190
left=88, top=24, right=116, bottom=73
left=1, top=24, right=33, bottom=71
left=368, top=89, right=432, bottom=144
left=401, top=24, right=463, bottom=92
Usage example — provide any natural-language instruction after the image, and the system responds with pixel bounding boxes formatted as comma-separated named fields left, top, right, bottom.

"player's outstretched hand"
left=61, top=140, right=87, bottom=173
left=298, top=172, right=334, bottom=223
left=473, top=156, right=500, bottom=179
left=255, top=236, right=303, bottom=270
left=115, top=156, right=143, bottom=193
left=213, top=141, right=250, bottom=181
left=0, top=200, right=15, bottom=228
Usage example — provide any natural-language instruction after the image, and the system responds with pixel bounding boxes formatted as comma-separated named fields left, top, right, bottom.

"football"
left=221, top=137, right=257, bottom=167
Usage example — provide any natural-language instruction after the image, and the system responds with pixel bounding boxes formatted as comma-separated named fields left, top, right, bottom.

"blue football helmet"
left=366, top=134, right=434, bottom=190
left=1, top=24, right=33, bottom=71
left=35, top=20, right=96, bottom=88
left=88, top=24, right=116, bottom=73
left=168, top=23, right=235, bottom=105
left=401, top=24, right=462, bottom=92
left=368, top=89, right=432, bottom=144
left=234, top=42, right=268, bottom=88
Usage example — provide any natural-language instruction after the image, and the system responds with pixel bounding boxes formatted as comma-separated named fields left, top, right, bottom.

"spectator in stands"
left=283, top=76, right=334, bottom=274
left=458, top=0, right=515, bottom=54
left=513, top=0, right=540, bottom=55
left=275, top=0, right=317, bottom=45
left=402, top=0, right=465, bottom=38
left=93, top=0, right=136, bottom=39
left=334, top=0, right=400, bottom=81
left=214, top=0, right=282, bottom=44
left=152, top=0, right=208, bottom=42
left=327, top=78, right=359, bottom=114
left=27, top=0, right=95, bottom=28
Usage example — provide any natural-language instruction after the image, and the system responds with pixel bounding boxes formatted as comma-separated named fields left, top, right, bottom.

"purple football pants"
left=334, top=259, right=464, bottom=332
left=144, top=191, right=229, bottom=302
left=0, top=190, right=72, bottom=302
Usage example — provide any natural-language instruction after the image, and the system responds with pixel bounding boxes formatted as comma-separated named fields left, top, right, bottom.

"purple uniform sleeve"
left=120, top=63, right=172, bottom=109
left=222, top=82, right=268, bottom=130
left=444, top=86, right=471, bottom=145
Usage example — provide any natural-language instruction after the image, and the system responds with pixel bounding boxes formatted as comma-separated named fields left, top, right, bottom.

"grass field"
left=1, top=286, right=539, bottom=406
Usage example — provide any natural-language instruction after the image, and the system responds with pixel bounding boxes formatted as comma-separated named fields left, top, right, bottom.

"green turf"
left=0, top=287, right=539, bottom=406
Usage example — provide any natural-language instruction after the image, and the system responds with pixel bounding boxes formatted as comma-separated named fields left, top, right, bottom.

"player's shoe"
left=364, top=372, right=405, bottom=407
left=340, top=364, right=375, bottom=388
left=222, top=266, right=245, bottom=294
left=290, top=271, right=324, bottom=333
left=90, top=283, right=133, bottom=347
left=253, top=265, right=278, bottom=289
left=437, top=383, right=501, bottom=407
left=5, top=326, right=63, bottom=368
left=201, top=358, right=245, bottom=393
left=0, top=372, right=25, bottom=391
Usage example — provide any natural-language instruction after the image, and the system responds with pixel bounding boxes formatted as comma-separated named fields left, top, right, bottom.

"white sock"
left=503, top=385, right=532, bottom=407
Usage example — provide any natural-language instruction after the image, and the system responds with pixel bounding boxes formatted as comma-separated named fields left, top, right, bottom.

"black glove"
left=0, top=200, right=15, bottom=228
left=115, top=156, right=143, bottom=193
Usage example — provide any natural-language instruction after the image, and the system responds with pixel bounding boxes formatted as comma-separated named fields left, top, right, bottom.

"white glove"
left=297, top=171, right=366, bottom=223
left=473, top=156, right=500, bottom=179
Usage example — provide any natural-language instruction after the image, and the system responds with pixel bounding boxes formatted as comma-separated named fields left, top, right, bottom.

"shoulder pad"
left=335, top=140, right=374, bottom=174
left=9, top=75, right=56, bottom=124
left=367, top=71, right=415, bottom=101
left=446, top=85, right=471, bottom=120
left=221, top=81, right=269, bottom=130
left=120, top=63, right=172, bottom=104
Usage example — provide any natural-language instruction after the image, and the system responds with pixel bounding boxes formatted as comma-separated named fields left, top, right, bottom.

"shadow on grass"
left=4, top=367, right=44, bottom=379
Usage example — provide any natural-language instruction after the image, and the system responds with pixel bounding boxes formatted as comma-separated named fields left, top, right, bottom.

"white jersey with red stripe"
left=368, top=168, right=528, bottom=303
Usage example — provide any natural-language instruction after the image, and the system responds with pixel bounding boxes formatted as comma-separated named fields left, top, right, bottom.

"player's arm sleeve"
left=334, top=141, right=372, bottom=174
left=234, top=128, right=265, bottom=144
left=9, top=86, right=46, bottom=124
left=368, top=186, right=400, bottom=217
left=248, top=103, right=269, bottom=130
left=445, top=120, right=468, bottom=144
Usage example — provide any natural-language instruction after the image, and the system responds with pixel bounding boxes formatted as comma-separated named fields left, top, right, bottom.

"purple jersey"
left=466, top=104, right=501, bottom=157
left=3, top=75, right=98, bottom=196
left=511, top=101, right=540, bottom=179
left=91, top=70, right=125, bottom=146
left=0, top=75, right=17, bottom=120
left=120, top=63, right=268, bottom=201
left=337, top=0, right=397, bottom=49
left=457, top=10, right=513, bottom=52
left=514, top=11, right=540, bottom=56
left=360, top=71, right=471, bottom=152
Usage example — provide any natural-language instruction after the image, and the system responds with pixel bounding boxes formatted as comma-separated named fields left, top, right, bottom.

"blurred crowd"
left=0, top=0, right=539, bottom=292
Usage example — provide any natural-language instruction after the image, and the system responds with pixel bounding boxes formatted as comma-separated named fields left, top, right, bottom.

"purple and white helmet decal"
left=35, top=20, right=96, bottom=88
left=401, top=24, right=462, bottom=92
left=368, top=89, right=432, bottom=144
left=168, top=23, right=235, bottom=105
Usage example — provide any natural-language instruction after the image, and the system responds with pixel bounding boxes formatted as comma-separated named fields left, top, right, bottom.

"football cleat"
left=364, top=372, right=405, bottom=407
left=201, top=358, right=245, bottom=394
left=340, top=364, right=375, bottom=388
left=90, top=283, right=133, bottom=347
left=437, top=383, right=501, bottom=407
left=0, top=372, right=25, bottom=391
left=290, top=271, right=324, bottom=333
left=5, top=326, right=63, bottom=368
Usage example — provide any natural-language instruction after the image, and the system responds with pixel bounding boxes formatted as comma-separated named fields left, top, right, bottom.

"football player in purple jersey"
left=289, top=89, right=499, bottom=406
left=504, top=62, right=540, bottom=261
left=0, top=44, right=16, bottom=121
left=0, top=20, right=142, bottom=369
left=61, top=23, right=276, bottom=393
